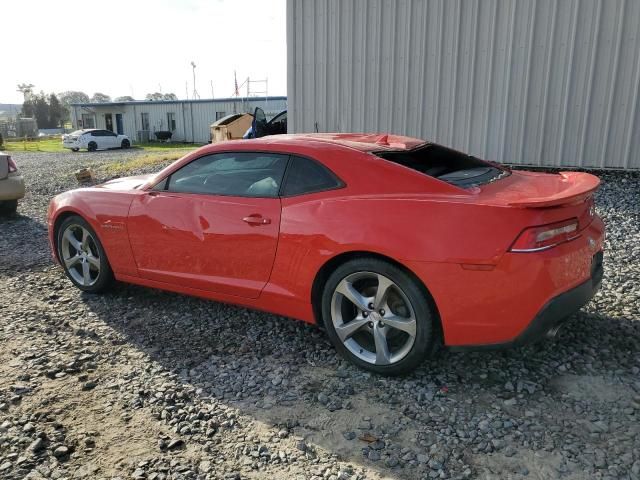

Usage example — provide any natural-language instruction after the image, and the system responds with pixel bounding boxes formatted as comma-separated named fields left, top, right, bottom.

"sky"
left=2, top=0, right=287, bottom=104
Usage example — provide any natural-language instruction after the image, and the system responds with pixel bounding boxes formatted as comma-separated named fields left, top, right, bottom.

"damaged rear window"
left=375, top=143, right=508, bottom=188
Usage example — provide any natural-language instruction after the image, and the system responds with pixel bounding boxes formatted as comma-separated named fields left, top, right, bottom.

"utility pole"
left=191, top=61, right=199, bottom=99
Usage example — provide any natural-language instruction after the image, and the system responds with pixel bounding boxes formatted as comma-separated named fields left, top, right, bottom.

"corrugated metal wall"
left=71, top=97, right=288, bottom=144
left=287, top=0, right=640, bottom=169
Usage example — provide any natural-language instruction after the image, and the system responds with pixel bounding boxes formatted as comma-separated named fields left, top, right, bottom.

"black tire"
left=121, top=139, right=130, bottom=149
left=56, top=215, right=114, bottom=293
left=0, top=200, right=18, bottom=215
left=87, top=142, right=97, bottom=152
left=71, top=148, right=79, bottom=152
left=321, top=258, right=435, bottom=376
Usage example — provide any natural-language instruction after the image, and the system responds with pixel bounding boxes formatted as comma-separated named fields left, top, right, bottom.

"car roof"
left=245, top=133, right=426, bottom=152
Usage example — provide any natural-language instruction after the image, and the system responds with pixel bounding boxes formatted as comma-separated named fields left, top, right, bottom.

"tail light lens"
left=510, top=218, right=579, bottom=252
left=7, top=157, right=17, bottom=173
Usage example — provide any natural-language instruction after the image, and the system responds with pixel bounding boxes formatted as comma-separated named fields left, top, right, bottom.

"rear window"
left=281, top=155, right=343, bottom=196
left=376, top=144, right=508, bottom=188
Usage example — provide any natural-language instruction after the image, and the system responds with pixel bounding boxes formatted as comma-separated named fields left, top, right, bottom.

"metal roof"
left=71, top=96, right=287, bottom=108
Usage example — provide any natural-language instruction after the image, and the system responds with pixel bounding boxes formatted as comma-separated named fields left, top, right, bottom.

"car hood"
left=96, top=174, right=154, bottom=191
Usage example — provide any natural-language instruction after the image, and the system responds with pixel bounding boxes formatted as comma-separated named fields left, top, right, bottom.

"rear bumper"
left=450, top=252, right=603, bottom=350
left=0, top=175, right=26, bottom=201
left=405, top=216, right=605, bottom=347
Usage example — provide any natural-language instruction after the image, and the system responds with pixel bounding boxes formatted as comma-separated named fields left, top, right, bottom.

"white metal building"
left=69, top=97, right=287, bottom=144
left=287, top=0, right=640, bottom=169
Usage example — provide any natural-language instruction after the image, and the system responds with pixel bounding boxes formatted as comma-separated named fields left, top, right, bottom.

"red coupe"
left=47, top=134, right=604, bottom=375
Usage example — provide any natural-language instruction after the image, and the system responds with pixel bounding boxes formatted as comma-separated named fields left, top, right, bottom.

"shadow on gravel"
left=0, top=213, right=51, bottom=276
left=78, top=279, right=640, bottom=478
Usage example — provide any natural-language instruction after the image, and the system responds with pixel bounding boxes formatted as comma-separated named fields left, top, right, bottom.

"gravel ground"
left=0, top=150, right=639, bottom=480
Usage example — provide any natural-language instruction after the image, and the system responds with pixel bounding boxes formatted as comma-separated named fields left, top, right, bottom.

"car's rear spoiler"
left=507, top=172, right=600, bottom=208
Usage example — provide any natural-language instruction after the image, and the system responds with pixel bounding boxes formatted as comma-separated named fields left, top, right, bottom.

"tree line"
left=16, top=84, right=178, bottom=129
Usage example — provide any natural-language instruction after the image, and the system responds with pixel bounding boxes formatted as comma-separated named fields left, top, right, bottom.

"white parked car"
left=62, top=129, right=131, bottom=152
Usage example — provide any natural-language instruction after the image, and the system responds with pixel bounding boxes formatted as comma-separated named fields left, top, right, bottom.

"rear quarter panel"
left=268, top=192, right=527, bottom=313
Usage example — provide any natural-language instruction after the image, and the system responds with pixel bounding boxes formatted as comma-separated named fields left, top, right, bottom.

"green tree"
left=115, top=96, right=135, bottom=102
left=33, top=92, right=50, bottom=128
left=91, top=92, right=111, bottom=103
left=145, top=92, right=164, bottom=101
left=21, top=92, right=66, bottom=128
left=163, top=93, right=178, bottom=100
left=48, top=93, right=64, bottom=127
left=58, top=91, right=90, bottom=123
left=59, top=91, right=90, bottom=106
left=21, top=98, right=35, bottom=118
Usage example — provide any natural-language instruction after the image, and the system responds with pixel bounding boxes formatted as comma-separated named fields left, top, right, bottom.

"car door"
left=89, top=130, right=101, bottom=149
left=103, top=130, right=116, bottom=148
left=127, top=151, right=288, bottom=299
left=252, top=107, right=268, bottom=138
left=267, top=110, right=287, bottom=135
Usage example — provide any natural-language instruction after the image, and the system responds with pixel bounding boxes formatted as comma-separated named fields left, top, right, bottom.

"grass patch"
left=102, top=151, right=188, bottom=176
left=2, top=137, right=202, bottom=154
left=2, top=138, right=66, bottom=152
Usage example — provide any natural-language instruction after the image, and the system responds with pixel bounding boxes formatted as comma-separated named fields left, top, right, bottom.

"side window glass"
left=282, top=155, right=342, bottom=196
left=151, top=178, right=168, bottom=191
left=167, top=152, right=288, bottom=197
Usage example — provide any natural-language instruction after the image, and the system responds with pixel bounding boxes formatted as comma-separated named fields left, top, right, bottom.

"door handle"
left=242, top=215, right=271, bottom=225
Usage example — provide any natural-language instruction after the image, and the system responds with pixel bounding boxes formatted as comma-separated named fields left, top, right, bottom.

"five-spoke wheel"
left=56, top=215, right=113, bottom=292
left=61, top=224, right=101, bottom=286
left=322, top=258, right=435, bottom=375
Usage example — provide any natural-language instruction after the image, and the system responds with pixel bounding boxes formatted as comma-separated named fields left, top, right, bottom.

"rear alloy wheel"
left=322, top=258, right=434, bottom=375
left=121, top=139, right=130, bottom=149
left=87, top=141, right=97, bottom=152
left=57, top=216, right=113, bottom=293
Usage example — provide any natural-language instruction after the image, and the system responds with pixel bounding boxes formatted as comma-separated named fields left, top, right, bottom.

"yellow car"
left=0, top=152, right=25, bottom=214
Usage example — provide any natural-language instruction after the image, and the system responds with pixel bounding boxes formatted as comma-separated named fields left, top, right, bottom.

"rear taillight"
left=7, top=157, right=17, bottom=173
left=510, top=218, right=579, bottom=252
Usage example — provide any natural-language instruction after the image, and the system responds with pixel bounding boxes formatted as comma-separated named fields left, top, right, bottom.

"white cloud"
left=2, top=0, right=286, bottom=103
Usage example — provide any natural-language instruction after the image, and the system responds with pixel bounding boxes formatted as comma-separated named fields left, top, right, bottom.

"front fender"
left=48, top=189, right=139, bottom=276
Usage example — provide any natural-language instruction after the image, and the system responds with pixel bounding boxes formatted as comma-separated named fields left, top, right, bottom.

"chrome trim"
left=510, top=234, right=582, bottom=253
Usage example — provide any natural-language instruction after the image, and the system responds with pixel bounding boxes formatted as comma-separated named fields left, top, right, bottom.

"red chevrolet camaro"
left=47, top=134, right=605, bottom=375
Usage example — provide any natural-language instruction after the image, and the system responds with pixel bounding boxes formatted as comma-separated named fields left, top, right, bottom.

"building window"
left=216, top=111, right=226, bottom=120
left=81, top=114, right=95, bottom=129
left=141, top=112, right=150, bottom=130
left=167, top=112, right=176, bottom=131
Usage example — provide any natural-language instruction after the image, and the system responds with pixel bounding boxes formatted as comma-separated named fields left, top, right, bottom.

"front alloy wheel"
left=322, top=258, right=435, bottom=375
left=61, top=224, right=101, bottom=286
left=57, top=216, right=113, bottom=292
